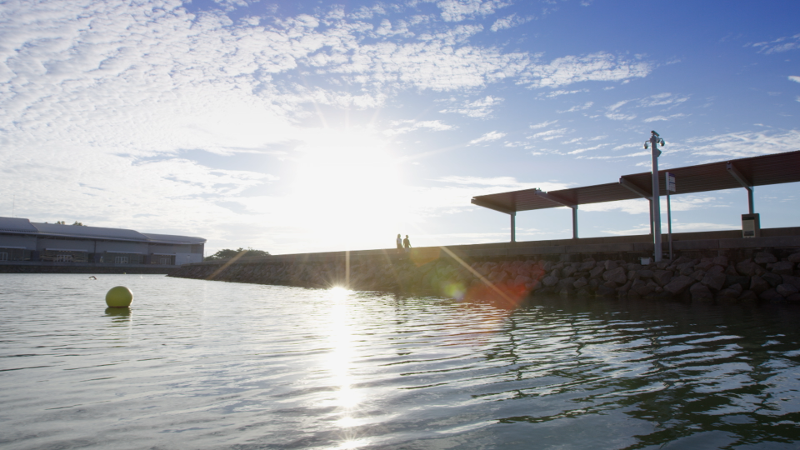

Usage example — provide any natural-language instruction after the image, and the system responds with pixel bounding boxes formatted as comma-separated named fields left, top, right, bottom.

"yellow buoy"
left=106, top=286, right=133, bottom=308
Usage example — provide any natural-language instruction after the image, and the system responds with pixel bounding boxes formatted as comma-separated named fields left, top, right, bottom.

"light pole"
left=644, top=131, right=665, bottom=262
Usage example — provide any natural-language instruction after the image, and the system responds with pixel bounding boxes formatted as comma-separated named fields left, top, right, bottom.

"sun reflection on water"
left=323, top=287, right=371, bottom=449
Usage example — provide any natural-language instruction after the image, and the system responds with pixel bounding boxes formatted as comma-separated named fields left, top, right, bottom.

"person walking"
left=396, top=234, right=403, bottom=254
left=403, top=235, right=411, bottom=253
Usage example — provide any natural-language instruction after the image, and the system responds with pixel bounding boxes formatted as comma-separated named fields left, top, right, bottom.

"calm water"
left=1, top=274, right=800, bottom=449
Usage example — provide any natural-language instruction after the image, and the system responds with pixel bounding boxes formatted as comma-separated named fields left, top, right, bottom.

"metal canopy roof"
left=472, top=150, right=800, bottom=214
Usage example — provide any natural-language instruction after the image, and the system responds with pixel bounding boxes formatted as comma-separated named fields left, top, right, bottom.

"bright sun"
left=292, top=128, right=412, bottom=247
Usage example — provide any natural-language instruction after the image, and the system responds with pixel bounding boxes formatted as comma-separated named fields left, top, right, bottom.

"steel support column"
left=510, top=212, right=516, bottom=243
left=572, top=206, right=578, bottom=239
left=727, top=161, right=755, bottom=214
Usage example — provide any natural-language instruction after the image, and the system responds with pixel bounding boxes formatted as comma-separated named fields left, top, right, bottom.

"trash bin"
left=742, top=213, right=760, bottom=238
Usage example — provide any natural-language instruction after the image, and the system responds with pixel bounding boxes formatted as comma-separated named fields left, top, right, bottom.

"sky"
left=1, top=0, right=799, bottom=256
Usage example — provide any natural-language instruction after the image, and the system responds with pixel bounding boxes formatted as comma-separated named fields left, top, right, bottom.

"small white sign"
left=666, top=172, right=676, bottom=192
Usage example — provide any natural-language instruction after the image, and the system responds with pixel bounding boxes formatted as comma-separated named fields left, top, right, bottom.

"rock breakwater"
left=170, top=248, right=800, bottom=303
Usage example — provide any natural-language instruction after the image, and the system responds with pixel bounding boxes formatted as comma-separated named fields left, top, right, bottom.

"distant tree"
left=205, top=247, right=270, bottom=261
left=72, top=221, right=86, bottom=226
left=55, top=220, right=66, bottom=225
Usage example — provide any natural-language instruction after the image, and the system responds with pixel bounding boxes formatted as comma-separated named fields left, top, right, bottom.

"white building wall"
left=0, top=234, right=38, bottom=249
left=176, top=252, right=203, bottom=265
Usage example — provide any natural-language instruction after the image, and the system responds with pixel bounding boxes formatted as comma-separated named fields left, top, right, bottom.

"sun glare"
left=292, top=129, right=411, bottom=248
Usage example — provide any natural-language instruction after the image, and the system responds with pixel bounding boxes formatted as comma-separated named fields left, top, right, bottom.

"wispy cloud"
left=440, top=96, right=504, bottom=117
left=490, top=13, right=533, bottom=31
left=522, top=52, right=652, bottom=88
left=558, top=101, right=593, bottom=113
left=643, top=113, right=687, bottom=123
left=437, top=0, right=512, bottom=22
left=750, top=33, right=800, bottom=53
left=468, top=131, right=506, bottom=145
left=385, top=120, right=455, bottom=135
left=684, top=130, right=800, bottom=159
left=530, top=120, right=558, bottom=129
left=529, top=128, right=568, bottom=140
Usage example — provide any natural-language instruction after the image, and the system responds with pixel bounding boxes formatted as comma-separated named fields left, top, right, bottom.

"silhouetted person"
left=403, top=235, right=411, bottom=253
left=396, top=234, right=403, bottom=254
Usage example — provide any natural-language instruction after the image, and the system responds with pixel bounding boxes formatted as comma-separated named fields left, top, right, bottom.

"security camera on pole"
left=644, top=131, right=665, bottom=262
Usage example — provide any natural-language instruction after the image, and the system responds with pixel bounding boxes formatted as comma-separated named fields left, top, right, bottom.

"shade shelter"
left=471, top=150, right=800, bottom=242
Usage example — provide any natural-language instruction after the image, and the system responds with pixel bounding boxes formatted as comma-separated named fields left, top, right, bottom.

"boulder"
left=712, top=255, right=729, bottom=266
left=690, top=270, right=705, bottom=281
left=701, top=272, right=727, bottom=291
left=717, top=283, right=743, bottom=301
left=776, top=283, right=799, bottom=297
left=637, top=269, right=655, bottom=279
left=788, top=252, right=800, bottom=263
left=632, top=279, right=654, bottom=297
left=664, top=275, right=695, bottom=295
left=771, top=261, right=794, bottom=276
left=603, top=266, right=628, bottom=284
left=707, top=265, right=725, bottom=275
left=736, top=259, right=759, bottom=276
left=759, top=288, right=784, bottom=302
left=604, top=260, right=618, bottom=271
left=725, top=264, right=739, bottom=276
left=513, top=275, right=533, bottom=286
left=694, top=259, right=714, bottom=271
left=580, top=261, right=596, bottom=271
left=596, top=285, right=617, bottom=298
left=690, top=282, right=714, bottom=302
left=750, top=275, right=769, bottom=294
left=653, top=270, right=673, bottom=286
left=562, top=265, right=577, bottom=278
left=754, top=252, right=777, bottom=265
left=542, top=275, right=559, bottom=287
left=738, top=290, right=759, bottom=302
left=573, top=277, right=588, bottom=290
left=589, top=265, right=605, bottom=279
left=782, top=274, right=800, bottom=290
left=761, top=272, right=783, bottom=288
left=786, top=293, right=800, bottom=303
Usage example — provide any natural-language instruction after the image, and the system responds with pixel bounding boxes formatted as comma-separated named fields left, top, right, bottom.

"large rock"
left=664, top=275, right=695, bottom=295
left=717, top=283, right=743, bottom=302
left=542, top=275, right=559, bottom=287
left=562, top=265, right=577, bottom=278
left=513, top=275, right=533, bottom=286
left=707, top=265, right=725, bottom=275
left=754, top=252, right=777, bottom=265
left=749, top=275, right=769, bottom=294
left=782, top=274, right=800, bottom=290
left=694, top=259, right=714, bottom=271
left=690, top=282, right=714, bottom=302
left=712, top=255, right=729, bottom=266
left=788, top=252, right=800, bottom=263
left=573, top=277, right=588, bottom=290
left=596, top=284, right=617, bottom=298
left=637, top=269, right=655, bottom=279
left=580, top=261, right=596, bottom=271
left=589, top=265, right=605, bottom=279
left=777, top=283, right=799, bottom=297
left=762, top=272, right=783, bottom=288
left=738, top=290, right=758, bottom=302
left=653, top=270, right=673, bottom=286
left=759, top=288, right=784, bottom=302
left=604, top=260, right=618, bottom=271
left=701, top=272, right=727, bottom=291
left=603, top=266, right=628, bottom=284
left=736, top=259, right=759, bottom=276
left=786, top=293, right=800, bottom=303
left=632, top=279, right=654, bottom=297
left=771, top=261, right=794, bottom=276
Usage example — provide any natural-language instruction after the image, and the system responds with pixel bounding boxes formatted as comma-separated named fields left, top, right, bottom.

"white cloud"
left=436, top=175, right=570, bottom=192
left=490, top=13, right=533, bottom=32
left=540, top=88, right=588, bottom=98
left=440, top=95, right=504, bottom=117
left=530, top=120, right=558, bottom=129
left=789, top=75, right=800, bottom=83
left=437, top=0, right=511, bottom=22
left=643, top=113, right=687, bottom=123
left=529, top=128, right=568, bottom=140
left=468, top=131, right=506, bottom=145
left=522, top=52, right=651, bottom=88
left=558, top=101, right=593, bottom=113
left=684, top=130, right=800, bottom=159
left=751, top=33, right=800, bottom=54
left=385, top=119, right=455, bottom=135
left=568, top=143, right=606, bottom=155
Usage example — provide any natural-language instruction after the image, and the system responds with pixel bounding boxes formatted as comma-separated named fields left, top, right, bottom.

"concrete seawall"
left=169, top=228, right=800, bottom=303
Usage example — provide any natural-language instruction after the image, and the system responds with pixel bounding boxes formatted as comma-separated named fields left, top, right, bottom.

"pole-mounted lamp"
left=644, top=131, right=665, bottom=262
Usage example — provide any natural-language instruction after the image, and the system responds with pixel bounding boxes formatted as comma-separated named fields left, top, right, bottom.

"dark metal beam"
left=533, top=189, right=576, bottom=208
left=619, top=176, right=652, bottom=199
left=471, top=198, right=515, bottom=215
